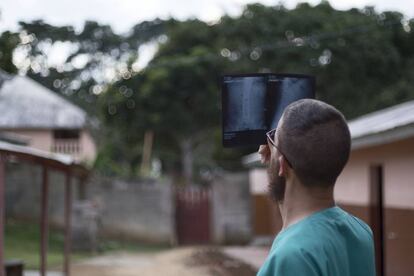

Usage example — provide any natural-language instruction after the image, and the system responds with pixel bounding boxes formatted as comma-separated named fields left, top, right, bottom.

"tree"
left=0, top=31, right=19, bottom=73
left=7, top=2, right=414, bottom=181
left=100, top=2, right=414, bottom=181
left=100, top=20, right=223, bottom=183
left=214, top=2, right=414, bottom=118
left=14, top=19, right=171, bottom=114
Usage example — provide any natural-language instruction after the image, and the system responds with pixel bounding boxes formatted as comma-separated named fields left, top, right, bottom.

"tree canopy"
left=2, top=2, right=414, bottom=181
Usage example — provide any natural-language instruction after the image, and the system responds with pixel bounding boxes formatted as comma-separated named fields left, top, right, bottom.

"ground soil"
left=71, top=246, right=258, bottom=276
left=187, top=247, right=257, bottom=276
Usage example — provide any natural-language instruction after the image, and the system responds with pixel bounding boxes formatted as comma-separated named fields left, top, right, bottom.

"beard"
left=267, top=158, right=286, bottom=202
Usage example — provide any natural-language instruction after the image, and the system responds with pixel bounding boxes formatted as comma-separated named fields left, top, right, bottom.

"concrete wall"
left=5, top=162, right=174, bottom=244
left=5, top=161, right=253, bottom=245
left=211, top=171, right=252, bottom=244
left=5, top=162, right=42, bottom=221
left=81, top=172, right=254, bottom=245
left=5, top=161, right=79, bottom=227
left=85, top=175, right=175, bottom=244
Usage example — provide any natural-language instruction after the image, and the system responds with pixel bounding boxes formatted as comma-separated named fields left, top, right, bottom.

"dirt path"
left=71, top=247, right=257, bottom=276
left=72, top=247, right=210, bottom=276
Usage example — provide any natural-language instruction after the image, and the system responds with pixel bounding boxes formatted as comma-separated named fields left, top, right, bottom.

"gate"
left=175, top=186, right=211, bottom=244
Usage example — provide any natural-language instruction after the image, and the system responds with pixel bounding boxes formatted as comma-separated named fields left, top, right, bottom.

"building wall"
left=211, top=172, right=253, bottom=244
left=336, top=137, right=414, bottom=276
left=248, top=137, right=414, bottom=275
left=5, top=129, right=53, bottom=152
left=336, top=137, right=414, bottom=209
left=79, top=130, right=97, bottom=164
left=248, top=168, right=282, bottom=236
left=1, top=128, right=96, bottom=163
left=249, top=168, right=268, bottom=195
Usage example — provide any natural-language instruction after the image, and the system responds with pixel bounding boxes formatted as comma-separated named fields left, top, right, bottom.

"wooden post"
left=63, top=172, right=72, bottom=276
left=40, top=166, right=49, bottom=276
left=0, top=154, right=5, bottom=276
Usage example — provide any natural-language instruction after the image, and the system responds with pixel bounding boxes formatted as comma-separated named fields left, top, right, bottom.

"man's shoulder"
left=259, top=236, right=323, bottom=276
left=258, top=208, right=376, bottom=276
left=275, top=207, right=373, bottom=252
left=344, top=210, right=374, bottom=236
left=273, top=225, right=324, bottom=257
left=274, top=211, right=333, bottom=246
left=331, top=207, right=374, bottom=243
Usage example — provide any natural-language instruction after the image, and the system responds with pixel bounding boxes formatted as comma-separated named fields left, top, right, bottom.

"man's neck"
left=278, top=178, right=335, bottom=230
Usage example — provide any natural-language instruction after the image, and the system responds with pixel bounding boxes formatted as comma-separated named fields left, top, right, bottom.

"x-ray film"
left=222, top=73, right=315, bottom=147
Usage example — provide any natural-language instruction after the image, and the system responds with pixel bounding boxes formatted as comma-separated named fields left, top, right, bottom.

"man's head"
left=267, top=99, right=351, bottom=202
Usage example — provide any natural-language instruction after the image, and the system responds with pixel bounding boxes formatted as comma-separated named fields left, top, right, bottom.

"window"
left=53, top=129, right=80, bottom=139
left=52, top=129, right=81, bottom=154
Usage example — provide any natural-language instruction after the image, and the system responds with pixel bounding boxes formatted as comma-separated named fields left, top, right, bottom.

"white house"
left=0, top=70, right=97, bottom=164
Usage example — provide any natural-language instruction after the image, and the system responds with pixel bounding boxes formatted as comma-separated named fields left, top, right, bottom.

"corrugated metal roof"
left=348, top=100, right=414, bottom=139
left=243, top=100, right=414, bottom=167
left=0, top=70, right=87, bottom=129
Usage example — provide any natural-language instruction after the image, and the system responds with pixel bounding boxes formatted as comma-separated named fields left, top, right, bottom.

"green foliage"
left=3, top=2, right=414, bottom=179
left=99, top=21, right=223, bottom=176
left=14, top=19, right=172, bottom=115
left=214, top=3, right=413, bottom=118
left=0, top=31, right=19, bottom=73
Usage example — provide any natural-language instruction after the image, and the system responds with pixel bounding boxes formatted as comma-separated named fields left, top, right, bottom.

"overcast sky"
left=1, top=0, right=414, bottom=34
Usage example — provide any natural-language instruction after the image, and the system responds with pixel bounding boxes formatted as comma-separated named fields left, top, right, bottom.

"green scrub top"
left=257, top=206, right=376, bottom=276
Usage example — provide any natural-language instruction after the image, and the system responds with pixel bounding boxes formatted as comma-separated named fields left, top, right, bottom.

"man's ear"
left=278, top=155, right=287, bottom=177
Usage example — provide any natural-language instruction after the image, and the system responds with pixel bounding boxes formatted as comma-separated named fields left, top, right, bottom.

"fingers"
left=258, top=145, right=268, bottom=154
left=258, top=144, right=270, bottom=165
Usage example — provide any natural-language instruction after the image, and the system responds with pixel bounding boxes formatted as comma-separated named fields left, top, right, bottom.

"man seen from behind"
left=257, top=99, right=376, bottom=276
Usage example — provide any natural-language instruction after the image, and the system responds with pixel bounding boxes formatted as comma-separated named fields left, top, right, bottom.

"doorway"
left=369, top=165, right=385, bottom=276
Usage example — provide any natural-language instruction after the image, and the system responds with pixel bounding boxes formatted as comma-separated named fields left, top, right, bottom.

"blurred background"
left=1, top=0, right=414, bottom=275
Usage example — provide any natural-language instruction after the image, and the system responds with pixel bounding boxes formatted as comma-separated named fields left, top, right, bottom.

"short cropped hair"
left=278, top=99, right=351, bottom=187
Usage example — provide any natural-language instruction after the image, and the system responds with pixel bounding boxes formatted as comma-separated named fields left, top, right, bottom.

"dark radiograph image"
left=223, top=76, right=267, bottom=132
left=222, top=74, right=315, bottom=147
left=268, top=76, right=314, bottom=130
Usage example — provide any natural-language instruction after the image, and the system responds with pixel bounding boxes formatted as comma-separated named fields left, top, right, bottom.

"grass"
left=4, top=219, right=169, bottom=270
left=5, top=219, right=90, bottom=270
